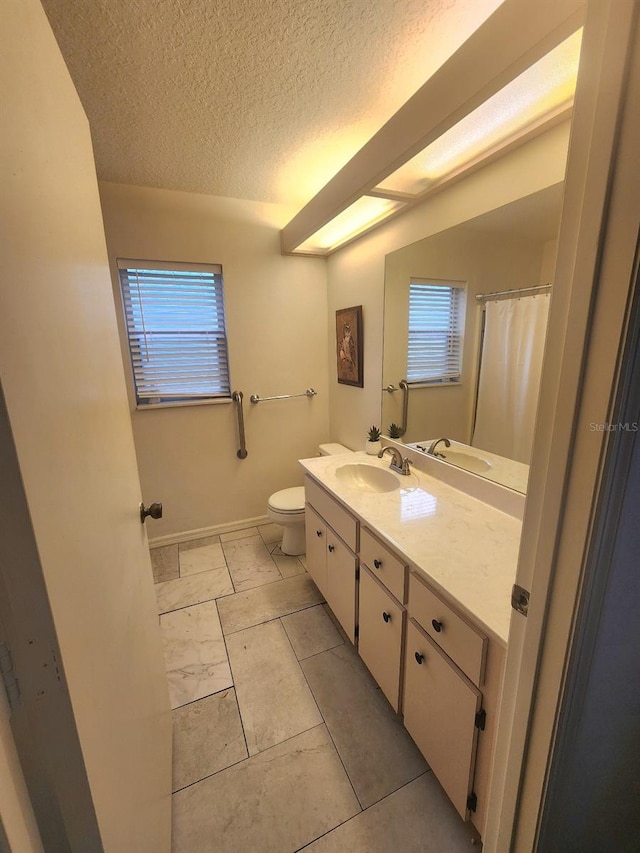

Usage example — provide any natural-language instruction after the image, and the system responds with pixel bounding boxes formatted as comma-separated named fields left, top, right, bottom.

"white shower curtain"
left=472, top=293, right=550, bottom=464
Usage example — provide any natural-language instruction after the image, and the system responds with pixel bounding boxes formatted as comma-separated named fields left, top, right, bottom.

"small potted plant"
left=366, top=425, right=382, bottom=455
left=388, top=423, right=402, bottom=440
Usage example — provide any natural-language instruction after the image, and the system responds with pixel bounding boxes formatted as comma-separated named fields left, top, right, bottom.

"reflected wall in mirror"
left=382, top=183, right=564, bottom=493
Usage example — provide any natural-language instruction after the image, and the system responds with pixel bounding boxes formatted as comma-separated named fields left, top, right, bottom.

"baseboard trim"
left=148, top=515, right=271, bottom=548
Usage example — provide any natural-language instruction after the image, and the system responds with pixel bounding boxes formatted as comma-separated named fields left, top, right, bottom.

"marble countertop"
left=299, top=452, right=522, bottom=646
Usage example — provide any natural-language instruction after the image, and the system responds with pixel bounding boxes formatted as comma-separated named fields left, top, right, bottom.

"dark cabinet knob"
left=316, top=530, right=323, bottom=537
left=140, top=502, right=162, bottom=523
left=373, top=558, right=382, bottom=569
left=382, top=611, right=391, bottom=623
left=414, top=651, right=424, bottom=665
left=431, top=619, right=443, bottom=633
left=328, top=544, right=335, bottom=552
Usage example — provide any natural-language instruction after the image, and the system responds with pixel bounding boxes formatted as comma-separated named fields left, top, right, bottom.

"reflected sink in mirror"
left=408, top=439, right=529, bottom=493
left=439, top=450, right=491, bottom=475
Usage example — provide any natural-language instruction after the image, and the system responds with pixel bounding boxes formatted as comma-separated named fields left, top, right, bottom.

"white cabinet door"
left=358, top=567, right=404, bottom=712
left=403, top=619, right=482, bottom=819
left=326, top=530, right=357, bottom=643
left=305, top=504, right=328, bottom=598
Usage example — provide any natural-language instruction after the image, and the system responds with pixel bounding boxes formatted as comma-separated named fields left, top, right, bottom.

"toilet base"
left=280, top=523, right=306, bottom=556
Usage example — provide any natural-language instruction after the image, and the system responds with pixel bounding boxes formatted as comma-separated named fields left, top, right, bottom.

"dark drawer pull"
left=328, top=544, right=335, bottom=552
left=316, top=530, right=323, bottom=537
left=373, top=558, right=382, bottom=569
left=414, top=651, right=424, bottom=665
left=382, top=611, right=391, bottom=623
left=431, top=619, right=443, bottom=633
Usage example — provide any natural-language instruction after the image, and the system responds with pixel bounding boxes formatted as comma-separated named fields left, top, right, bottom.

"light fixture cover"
left=295, top=196, right=406, bottom=254
left=377, top=30, right=582, bottom=195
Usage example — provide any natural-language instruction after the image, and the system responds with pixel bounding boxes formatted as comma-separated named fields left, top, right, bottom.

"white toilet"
left=267, top=443, right=352, bottom=555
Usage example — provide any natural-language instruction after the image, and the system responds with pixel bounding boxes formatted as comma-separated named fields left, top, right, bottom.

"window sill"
left=135, top=397, right=233, bottom=411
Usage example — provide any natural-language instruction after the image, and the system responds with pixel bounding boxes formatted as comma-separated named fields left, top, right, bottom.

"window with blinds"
left=407, top=279, right=465, bottom=383
left=117, top=260, right=231, bottom=406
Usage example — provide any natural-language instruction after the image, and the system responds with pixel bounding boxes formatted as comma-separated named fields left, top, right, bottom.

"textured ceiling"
left=41, top=0, right=503, bottom=207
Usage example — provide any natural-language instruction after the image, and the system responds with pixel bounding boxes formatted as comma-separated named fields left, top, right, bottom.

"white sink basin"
left=441, top=450, right=492, bottom=475
left=335, top=463, right=401, bottom=493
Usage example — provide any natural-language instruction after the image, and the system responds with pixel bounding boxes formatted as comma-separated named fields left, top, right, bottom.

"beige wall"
left=100, top=184, right=330, bottom=539
left=540, top=238, right=559, bottom=284
left=326, top=122, right=571, bottom=451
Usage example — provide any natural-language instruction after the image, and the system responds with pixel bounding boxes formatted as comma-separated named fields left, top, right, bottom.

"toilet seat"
left=267, top=486, right=305, bottom=514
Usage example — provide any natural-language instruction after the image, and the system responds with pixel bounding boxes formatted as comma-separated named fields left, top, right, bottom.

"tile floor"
left=150, top=523, right=479, bottom=852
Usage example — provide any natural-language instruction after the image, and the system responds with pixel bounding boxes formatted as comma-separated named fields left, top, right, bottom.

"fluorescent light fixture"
left=281, top=0, right=585, bottom=256
left=294, top=196, right=406, bottom=254
left=377, top=30, right=582, bottom=195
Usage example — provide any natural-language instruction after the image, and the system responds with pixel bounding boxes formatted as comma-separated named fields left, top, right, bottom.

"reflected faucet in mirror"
left=426, top=437, right=451, bottom=458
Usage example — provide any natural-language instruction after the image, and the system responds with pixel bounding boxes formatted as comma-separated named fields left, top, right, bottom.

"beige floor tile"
left=217, top=573, right=324, bottom=635
left=271, top=552, right=306, bottom=578
left=172, top=725, right=360, bottom=853
left=257, top=522, right=282, bottom=545
left=323, top=603, right=352, bottom=644
left=303, top=773, right=476, bottom=852
left=172, top=690, right=248, bottom=792
left=222, top=534, right=282, bottom=591
left=150, top=544, right=179, bottom=584
left=226, top=621, right=322, bottom=755
left=161, top=600, right=232, bottom=710
left=302, top=643, right=428, bottom=808
left=179, top=534, right=221, bottom=552
left=219, top=527, right=259, bottom=543
left=281, top=605, right=344, bottom=660
left=156, top=567, right=234, bottom=615
left=179, top=542, right=227, bottom=577
left=298, top=554, right=308, bottom=569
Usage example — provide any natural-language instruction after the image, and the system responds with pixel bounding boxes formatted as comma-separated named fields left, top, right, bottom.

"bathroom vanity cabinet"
left=358, top=528, right=407, bottom=712
left=302, top=465, right=512, bottom=839
left=403, top=573, right=485, bottom=819
left=304, top=478, right=357, bottom=644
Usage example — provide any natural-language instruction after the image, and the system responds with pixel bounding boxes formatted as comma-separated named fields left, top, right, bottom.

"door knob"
left=382, top=611, right=391, bottom=623
left=140, top=502, right=163, bottom=523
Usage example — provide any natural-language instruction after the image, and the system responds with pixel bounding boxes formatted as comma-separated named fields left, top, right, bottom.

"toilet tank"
left=318, top=443, right=352, bottom=456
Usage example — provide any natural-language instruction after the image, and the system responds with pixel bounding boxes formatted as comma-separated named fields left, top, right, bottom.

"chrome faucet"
left=427, top=437, right=451, bottom=458
left=377, top=446, right=412, bottom=475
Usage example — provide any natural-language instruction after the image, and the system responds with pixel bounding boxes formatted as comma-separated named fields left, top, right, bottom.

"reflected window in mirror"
left=407, top=279, right=466, bottom=384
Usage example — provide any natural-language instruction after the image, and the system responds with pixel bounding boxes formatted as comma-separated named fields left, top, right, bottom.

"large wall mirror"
left=382, top=183, right=564, bottom=494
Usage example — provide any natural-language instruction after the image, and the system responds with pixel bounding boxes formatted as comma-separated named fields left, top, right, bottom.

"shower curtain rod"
left=476, top=283, right=551, bottom=302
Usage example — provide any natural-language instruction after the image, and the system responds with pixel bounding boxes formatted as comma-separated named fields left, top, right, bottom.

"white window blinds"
left=407, top=279, right=464, bottom=383
left=117, top=260, right=230, bottom=405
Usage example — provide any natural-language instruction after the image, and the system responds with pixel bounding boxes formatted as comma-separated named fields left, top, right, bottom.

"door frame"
left=484, top=1, right=640, bottom=848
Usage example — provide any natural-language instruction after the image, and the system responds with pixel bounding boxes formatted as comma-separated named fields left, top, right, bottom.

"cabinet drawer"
left=408, top=573, right=486, bottom=686
left=305, top=476, right=357, bottom=551
left=358, top=567, right=404, bottom=712
left=360, top=527, right=406, bottom=603
left=403, top=619, right=481, bottom=819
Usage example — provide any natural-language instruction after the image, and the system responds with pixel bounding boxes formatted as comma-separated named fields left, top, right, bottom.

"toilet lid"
left=268, top=486, right=305, bottom=513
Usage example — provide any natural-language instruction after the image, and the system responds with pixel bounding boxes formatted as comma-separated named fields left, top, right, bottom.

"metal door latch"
left=511, top=584, right=530, bottom=617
